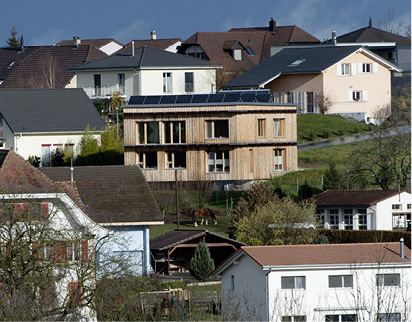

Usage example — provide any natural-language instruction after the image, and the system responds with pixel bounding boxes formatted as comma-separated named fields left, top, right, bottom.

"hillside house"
left=0, top=88, right=106, bottom=166
left=222, top=46, right=401, bottom=124
left=211, top=243, right=411, bottom=321
left=311, top=190, right=411, bottom=231
left=122, top=92, right=298, bottom=186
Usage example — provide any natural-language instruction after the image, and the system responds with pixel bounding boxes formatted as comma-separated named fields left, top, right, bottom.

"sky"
left=0, top=0, right=410, bottom=47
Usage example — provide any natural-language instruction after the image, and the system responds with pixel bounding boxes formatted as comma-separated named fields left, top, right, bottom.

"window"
left=245, top=46, right=255, bottom=56
left=94, top=74, right=101, bottom=96
left=344, top=209, right=353, bottom=230
left=362, top=63, right=371, bottom=73
left=231, top=275, right=235, bottom=290
left=340, top=63, right=350, bottom=76
left=407, top=204, right=411, bottom=209
left=249, top=149, right=254, bottom=173
left=288, top=58, right=306, bottom=67
left=282, top=316, right=306, bottom=322
left=258, top=119, right=266, bottom=137
left=137, top=122, right=160, bottom=144
left=163, top=72, right=172, bottom=93
left=326, top=314, right=357, bottom=321
left=206, top=120, right=229, bottom=139
left=136, top=152, right=158, bottom=169
left=208, top=151, right=230, bottom=172
left=329, top=209, right=339, bottom=229
left=185, top=72, right=194, bottom=92
left=306, top=92, right=317, bottom=113
left=42, top=144, right=51, bottom=167
left=349, top=91, right=367, bottom=102
left=376, top=274, right=400, bottom=287
left=287, top=92, right=297, bottom=104
left=273, top=119, right=285, bottom=137
left=393, top=214, right=407, bottom=229
left=233, top=49, right=242, bottom=61
left=352, top=91, right=361, bottom=101
left=329, top=275, right=353, bottom=288
left=376, top=313, right=401, bottom=321
left=281, top=276, right=306, bottom=289
left=166, top=151, right=186, bottom=169
left=392, top=204, right=402, bottom=210
left=118, top=73, right=125, bottom=94
left=164, top=121, right=186, bottom=143
left=274, top=149, right=285, bottom=171
left=358, top=209, right=367, bottom=230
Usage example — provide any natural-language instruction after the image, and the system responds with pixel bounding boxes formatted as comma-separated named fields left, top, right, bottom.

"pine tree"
left=189, top=241, right=215, bottom=281
left=7, top=26, right=20, bottom=48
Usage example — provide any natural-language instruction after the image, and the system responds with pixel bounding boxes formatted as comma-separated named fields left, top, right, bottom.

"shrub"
left=313, top=235, right=329, bottom=244
left=27, top=155, right=41, bottom=167
left=338, top=129, right=344, bottom=136
left=322, top=129, right=331, bottom=139
left=353, top=126, right=359, bottom=134
left=308, top=131, right=316, bottom=141
left=190, top=241, right=215, bottom=281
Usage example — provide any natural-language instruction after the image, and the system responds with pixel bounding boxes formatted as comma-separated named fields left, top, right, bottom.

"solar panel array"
left=128, top=91, right=272, bottom=105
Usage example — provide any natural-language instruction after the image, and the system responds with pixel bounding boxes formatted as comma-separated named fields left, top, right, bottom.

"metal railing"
left=82, top=84, right=125, bottom=98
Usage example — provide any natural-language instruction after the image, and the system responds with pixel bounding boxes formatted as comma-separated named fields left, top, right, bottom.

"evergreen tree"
left=7, top=26, right=20, bottom=48
left=189, top=241, right=214, bottom=281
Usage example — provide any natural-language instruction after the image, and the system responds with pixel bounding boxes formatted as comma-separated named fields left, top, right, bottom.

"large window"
left=281, top=276, right=305, bottom=290
left=376, top=274, right=400, bottom=287
left=340, top=63, right=350, bottom=76
left=164, top=121, right=186, bottom=144
left=258, top=119, right=266, bottom=137
left=163, top=72, right=172, bottom=93
left=137, top=122, right=160, bottom=144
left=136, top=152, right=157, bottom=169
left=118, top=73, right=125, bottom=94
left=393, top=214, right=410, bottom=229
left=185, top=72, right=194, bottom=92
left=208, top=151, right=229, bottom=172
left=274, top=149, right=285, bottom=171
left=358, top=209, right=367, bottom=230
left=329, top=209, right=339, bottom=229
left=329, top=275, right=353, bottom=288
left=94, top=74, right=101, bottom=96
left=362, top=63, right=371, bottom=73
left=326, top=314, right=357, bottom=321
left=206, top=120, right=229, bottom=139
left=376, top=313, right=401, bottom=321
left=306, top=92, right=317, bottom=113
left=282, top=316, right=306, bottom=322
left=166, top=151, right=186, bottom=169
left=344, top=209, right=353, bottom=230
left=273, top=119, right=285, bottom=137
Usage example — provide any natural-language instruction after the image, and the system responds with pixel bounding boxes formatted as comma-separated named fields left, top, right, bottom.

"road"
left=298, top=125, right=411, bottom=151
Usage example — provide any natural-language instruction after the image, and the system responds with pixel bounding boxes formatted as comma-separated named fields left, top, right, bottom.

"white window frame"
left=358, top=209, right=367, bottom=230
left=329, top=209, right=339, bottom=229
left=163, top=72, right=172, bottom=93
left=344, top=209, right=354, bottom=230
left=274, top=149, right=285, bottom=171
left=208, top=151, right=230, bottom=172
left=136, top=152, right=158, bottom=169
left=328, top=274, right=353, bottom=288
left=376, top=273, right=400, bottom=287
left=340, top=63, right=350, bottom=76
left=281, top=276, right=306, bottom=290
left=164, top=121, right=186, bottom=144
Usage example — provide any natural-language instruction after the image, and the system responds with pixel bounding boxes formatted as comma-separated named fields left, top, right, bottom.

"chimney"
left=369, top=17, right=372, bottom=28
left=400, top=238, right=405, bottom=259
left=332, top=30, right=337, bottom=46
left=151, top=30, right=157, bottom=40
left=132, top=41, right=135, bottom=56
left=73, top=36, right=81, bottom=48
left=269, top=18, right=276, bottom=32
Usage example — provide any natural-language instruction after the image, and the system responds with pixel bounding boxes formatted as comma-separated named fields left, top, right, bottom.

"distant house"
left=178, top=18, right=320, bottom=75
left=211, top=242, right=411, bottom=321
left=0, top=88, right=106, bottom=166
left=70, top=46, right=218, bottom=103
left=0, top=41, right=107, bottom=88
left=56, top=37, right=124, bottom=56
left=117, top=32, right=182, bottom=54
left=40, top=164, right=164, bottom=275
left=311, top=190, right=411, bottom=231
left=150, top=229, right=245, bottom=275
left=123, top=92, right=298, bottom=186
left=222, top=46, right=401, bottom=123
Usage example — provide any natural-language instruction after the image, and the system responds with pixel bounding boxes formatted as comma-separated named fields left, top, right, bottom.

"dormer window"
left=223, top=40, right=243, bottom=61
left=233, top=49, right=242, bottom=61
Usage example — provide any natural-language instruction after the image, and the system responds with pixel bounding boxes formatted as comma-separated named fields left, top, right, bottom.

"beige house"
left=123, top=92, right=297, bottom=186
left=223, top=46, right=401, bottom=124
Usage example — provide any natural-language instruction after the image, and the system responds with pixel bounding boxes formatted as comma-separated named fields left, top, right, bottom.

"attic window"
left=288, top=59, right=306, bottom=67
left=8, top=62, right=15, bottom=69
left=245, top=46, right=255, bottom=56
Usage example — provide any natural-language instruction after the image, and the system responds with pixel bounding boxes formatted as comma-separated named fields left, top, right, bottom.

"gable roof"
left=0, top=149, right=59, bottom=193
left=150, top=229, right=245, bottom=251
left=117, top=38, right=183, bottom=54
left=0, top=47, right=39, bottom=83
left=0, top=88, right=106, bottom=133
left=56, top=38, right=124, bottom=49
left=70, top=45, right=213, bottom=71
left=40, top=165, right=163, bottom=225
left=311, top=190, right=410, bottom=207
left=0, top=45, right=107, bottom=88
left=222, top=45, right=401, bottom=89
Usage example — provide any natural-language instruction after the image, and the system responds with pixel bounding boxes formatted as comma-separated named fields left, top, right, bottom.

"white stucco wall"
left=374, top=192, right=411, bottom=230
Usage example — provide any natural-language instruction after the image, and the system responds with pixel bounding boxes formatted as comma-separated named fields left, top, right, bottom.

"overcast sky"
left=1, top=0, right=410, bottom=46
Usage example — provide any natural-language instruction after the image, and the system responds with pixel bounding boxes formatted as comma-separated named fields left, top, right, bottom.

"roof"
left=150, top=229, right=245, bottom=251
left=70, top=46, right=213, bottom=71
left=178, top=24, right=320, bottom=72
left=0, top=47, right=39, bottom=82
left=40, top=165, right=163, bottom=225
left=311, top=190, right=410, bottom=207
left=213, top=243, right=411, bottom=275
left=56, top=38, right=124, bottom=49
left=0, top=149, right=59, bottom=193
left=117, top=38, right=183, bottom=54
left=222, top=45, right=401, bottom=89
left=0, top=88, right=106, bottom=133
left=0, top=45, right=107, bottom=88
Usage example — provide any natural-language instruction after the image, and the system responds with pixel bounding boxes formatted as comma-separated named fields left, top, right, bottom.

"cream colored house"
left=223, top=46, right=401, bottom=124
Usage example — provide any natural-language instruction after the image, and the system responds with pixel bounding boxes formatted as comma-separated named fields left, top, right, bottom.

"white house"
left=0, top=88, right=106, bottom=166
left=70, top=45, right=218, bottom=103
left=311, top=190, right=411, bottom=231
left=211, top=243, right=411, bottom=322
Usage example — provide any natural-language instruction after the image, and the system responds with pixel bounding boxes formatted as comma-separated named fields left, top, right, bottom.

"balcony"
left=81, top=84, right=126, bottom=99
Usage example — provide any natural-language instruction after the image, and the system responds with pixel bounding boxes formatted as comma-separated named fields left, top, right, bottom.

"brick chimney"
left=269, top=18, right=276, bottom=32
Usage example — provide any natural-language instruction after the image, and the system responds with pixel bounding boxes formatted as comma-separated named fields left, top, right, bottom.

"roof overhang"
left=100, top=221, right=164, bottom=227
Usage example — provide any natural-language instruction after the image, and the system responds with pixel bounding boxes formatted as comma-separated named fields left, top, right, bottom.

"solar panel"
left=255, top=93, right=272, bottom=102
left=240, top=94, right=257, bottom=102
left=160, top=95, right=177, bottom=104
left=176, top=95, right=193, bottom=104
left=128, top=96, right=145, bottom=105
left=207, top=93, right=225, bottom=103
left=143, top=96, right=162, bottom=104
left=191, top=94, right=209, bottom=103
left=223, top=92, right=241, bottom=102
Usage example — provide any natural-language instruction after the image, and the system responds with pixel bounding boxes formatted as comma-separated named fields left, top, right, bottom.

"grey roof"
left=70, top=45, right=213, bottom=71
left=223, top=45, right=399, bottom=89
left=0, top=88, right=106, bottom=133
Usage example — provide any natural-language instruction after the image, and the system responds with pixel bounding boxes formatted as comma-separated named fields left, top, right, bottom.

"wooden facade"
left=123, top=100, right=297, bottom=183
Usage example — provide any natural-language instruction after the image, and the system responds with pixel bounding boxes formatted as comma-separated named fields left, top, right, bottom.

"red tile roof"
left=241, top=242, right=411, bottom=267
left=117, top=38, right=183, bottom=54
left=56, top=38, right=124, bottom=49
left=311, top=190, right=409, bottom=207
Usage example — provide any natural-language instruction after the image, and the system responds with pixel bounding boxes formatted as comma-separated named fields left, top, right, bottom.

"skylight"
left=288, top=58, right=306, bottom=67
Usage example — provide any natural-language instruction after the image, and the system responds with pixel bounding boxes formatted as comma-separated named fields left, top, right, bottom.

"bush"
left=27, top=155, right=41, bottom=167
left=313, top=235, right=329, bottom=244
left=322, top=129, right=331, bottom=139
left=353, top=126, right=359, bottom=134
left=338, top=129, right=344, bottom=136
left=308, top=131, right=316, bottom=141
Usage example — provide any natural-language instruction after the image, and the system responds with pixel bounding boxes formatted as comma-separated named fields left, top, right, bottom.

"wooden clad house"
left=123, top=92, right=298, bottom=185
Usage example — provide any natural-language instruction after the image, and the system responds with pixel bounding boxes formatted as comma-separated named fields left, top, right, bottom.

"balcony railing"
left=82, top=85, right=125, bottom=99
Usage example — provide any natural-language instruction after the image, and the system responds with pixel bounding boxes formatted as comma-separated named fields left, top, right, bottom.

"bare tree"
left=317, top=92, right=334, bottom=114
left=377, top=7, right=410, bottom=36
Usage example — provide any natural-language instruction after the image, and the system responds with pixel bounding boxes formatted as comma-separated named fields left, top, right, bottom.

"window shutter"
left=351, top=63, right=357, bottom=76
left=372, top=63, right=378, bottom=73
left=81, top=240, right=88, bottom=262
left=336, top=64, right=342, bottom=76
left=362, top=91, right=368, bottom=101
left=358, top=63, right=363, bottom=74
left=348, top=91, right=353, bottom=101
